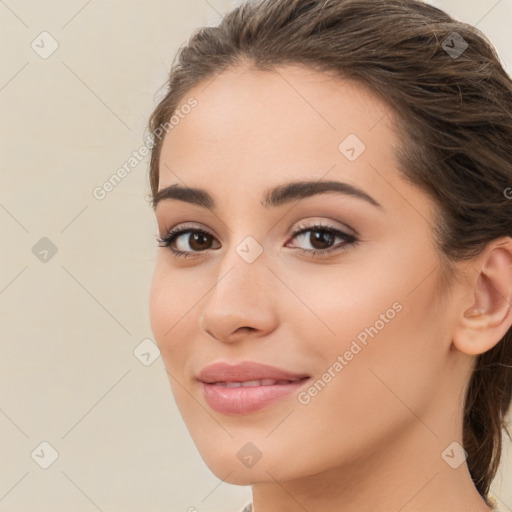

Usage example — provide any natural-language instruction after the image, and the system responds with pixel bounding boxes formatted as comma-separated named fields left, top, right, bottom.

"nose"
left=199, top=248, right=279, bottom=344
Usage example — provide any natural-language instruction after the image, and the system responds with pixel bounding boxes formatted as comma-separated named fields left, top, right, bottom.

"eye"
left=287, top=222, right=358, bottom=256
left=156, top=225, right=220, bottom=258
left=156, top=222, right=358, bottom=258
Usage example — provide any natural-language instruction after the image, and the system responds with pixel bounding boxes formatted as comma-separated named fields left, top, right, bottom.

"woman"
left=147, top=0, right=512, bottom=510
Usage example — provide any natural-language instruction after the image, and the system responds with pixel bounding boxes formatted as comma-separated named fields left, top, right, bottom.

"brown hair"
left=147, top=0, right=512, bottom=503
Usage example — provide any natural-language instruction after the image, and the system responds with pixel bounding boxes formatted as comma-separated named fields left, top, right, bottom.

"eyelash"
left=156, top=222, right=358, bottom=259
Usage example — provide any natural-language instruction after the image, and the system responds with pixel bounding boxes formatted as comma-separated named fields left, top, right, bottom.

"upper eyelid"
left=159, top=213, right=356, bottom=233
left=159, top=221, right=213, bottom=236
left=162, top=220, right=352, bottom=238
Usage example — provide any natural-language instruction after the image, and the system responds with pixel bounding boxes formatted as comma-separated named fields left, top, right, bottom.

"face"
left=149, top=65, right=462, bottom=485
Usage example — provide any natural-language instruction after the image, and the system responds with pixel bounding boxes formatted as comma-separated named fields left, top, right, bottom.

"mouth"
left=197, top=361, right=310, bottom=383
left=197, top=361, right=311, bottom=414
left=209, top=378, right=307, bottom=388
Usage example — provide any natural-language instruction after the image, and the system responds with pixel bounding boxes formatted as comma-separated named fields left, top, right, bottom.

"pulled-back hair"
left=147, top=0, right=512, bottom=503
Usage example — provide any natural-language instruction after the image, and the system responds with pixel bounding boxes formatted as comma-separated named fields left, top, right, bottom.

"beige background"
left=0, top=1, right=510, bottom=511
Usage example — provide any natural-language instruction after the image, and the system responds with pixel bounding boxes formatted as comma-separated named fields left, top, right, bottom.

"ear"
left=452, top=237, right=512, bottom=356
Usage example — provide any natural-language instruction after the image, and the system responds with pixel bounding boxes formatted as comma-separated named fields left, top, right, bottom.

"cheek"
left=149, top=263, right=198, bottom=367
left=294, top=265, right=447, bottom=433
left=282, top=259, right=403, bottom=354
left=287, top=249, right=447, bottom=402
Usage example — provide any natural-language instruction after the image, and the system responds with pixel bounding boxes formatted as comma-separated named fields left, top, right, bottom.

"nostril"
left=235, top=326, right=256, bottom=334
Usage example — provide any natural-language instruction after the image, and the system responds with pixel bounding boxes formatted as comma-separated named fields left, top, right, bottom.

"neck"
left=251, top=419, right=492, bottom=512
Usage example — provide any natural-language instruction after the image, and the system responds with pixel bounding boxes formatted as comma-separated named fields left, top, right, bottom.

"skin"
left=149, top=64, right=512, bottom=512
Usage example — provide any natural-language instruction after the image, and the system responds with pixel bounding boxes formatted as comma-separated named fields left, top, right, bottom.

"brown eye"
left=157, top=228, right=220, bottom=257
left=187, top=231, right=215, bottom=251
left=307, top=230, right=336, bottom=250
left=288, top=223, right=358, bottom=256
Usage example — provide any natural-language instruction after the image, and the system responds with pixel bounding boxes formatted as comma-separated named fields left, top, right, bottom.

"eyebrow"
left=152, top=180, right=382, bottom=211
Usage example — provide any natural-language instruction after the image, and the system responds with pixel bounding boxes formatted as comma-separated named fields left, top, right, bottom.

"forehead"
left=158, top=64, right=398, bottom=201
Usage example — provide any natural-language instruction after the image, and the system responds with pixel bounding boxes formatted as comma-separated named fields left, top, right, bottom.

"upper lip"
left=197, top=361, right=310, bottom=383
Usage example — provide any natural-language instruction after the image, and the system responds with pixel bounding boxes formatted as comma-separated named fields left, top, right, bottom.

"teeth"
left=242, top=380, right=264, bottom=387
left=211, top=379, right=293, bottom=387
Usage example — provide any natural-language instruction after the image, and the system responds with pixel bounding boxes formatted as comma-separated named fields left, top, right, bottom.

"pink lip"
left=197, top=361, right=310, bottom=415
left=197, top=361, right=309, bottom=383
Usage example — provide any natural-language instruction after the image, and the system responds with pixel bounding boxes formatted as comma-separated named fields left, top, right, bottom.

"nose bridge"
left=208, top=239, right=267, bottom=311
left=199, top=235, right=278, bottom=340
left=212, top=217, right=268, bottom=297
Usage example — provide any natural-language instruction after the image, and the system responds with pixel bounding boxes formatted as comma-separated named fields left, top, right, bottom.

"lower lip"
left=202, top=379, right=309, bottom=414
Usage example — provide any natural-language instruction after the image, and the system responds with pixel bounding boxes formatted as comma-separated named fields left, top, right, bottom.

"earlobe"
left=452, top=239, right=512, bottom=356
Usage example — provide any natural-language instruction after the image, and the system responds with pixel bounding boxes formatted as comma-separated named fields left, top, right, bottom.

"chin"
left=201, top=454, right=281, bottom=486
left=189, top=434, right=292, bottom=485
